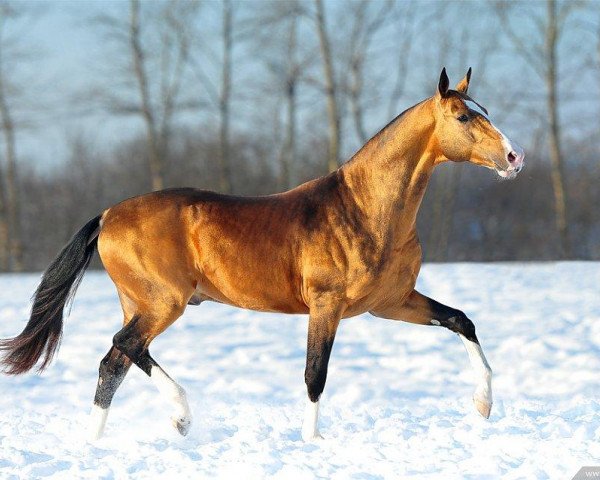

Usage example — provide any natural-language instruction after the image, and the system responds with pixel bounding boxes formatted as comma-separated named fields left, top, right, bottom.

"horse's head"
left=432, top=68, right=524, bottom=179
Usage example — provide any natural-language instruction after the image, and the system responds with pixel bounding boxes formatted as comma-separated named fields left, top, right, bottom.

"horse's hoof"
left=302, top=430, right=323, bottom=442
left=172, top=417, right=191, bottom=436
left=88, top=429, right=104, bottom=442
left=474, top=398, right=492, bottom=419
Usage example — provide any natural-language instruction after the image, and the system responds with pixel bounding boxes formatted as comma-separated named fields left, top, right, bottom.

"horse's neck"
left=340, top=99, right=438, bottom=239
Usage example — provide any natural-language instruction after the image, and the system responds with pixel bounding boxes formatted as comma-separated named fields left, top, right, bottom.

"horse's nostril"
left=508, top=151, right=517, bottom=163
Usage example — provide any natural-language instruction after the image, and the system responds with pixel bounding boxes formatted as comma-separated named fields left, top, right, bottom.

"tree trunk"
left=0, top=186, right=8, bottom=271
left=427, top=174, right=445, bottom=262
left=158, top=6, right=191, bottom=181
left=130, top=0, right=163, bottom=191
left=314, top=0, right=340, bottom=173
left=438, top=165, right=462, bottom=260
left=0, top=31, right=22, bottom=271
left=1, top=106, right=22, bottom=271
left=281, top=14, right=297, bottom=190
left=546, top=0, right=571, bottom=258
left=350, top=55, right=367, bottom=144
left=219, top=0, right=233, bottom=194
left=348, top=1, right=368, bottom=144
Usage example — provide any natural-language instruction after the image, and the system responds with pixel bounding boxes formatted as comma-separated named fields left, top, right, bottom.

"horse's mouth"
left=495, top=167, right=518, bottom=180
left=493, top=161, right=523, bottom=180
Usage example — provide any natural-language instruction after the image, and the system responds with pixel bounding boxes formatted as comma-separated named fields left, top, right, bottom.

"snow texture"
left=0, top=263, right=598, bottom=479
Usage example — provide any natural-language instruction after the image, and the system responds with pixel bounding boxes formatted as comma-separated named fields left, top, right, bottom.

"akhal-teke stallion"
left=0, top=69, right=524, bottom=441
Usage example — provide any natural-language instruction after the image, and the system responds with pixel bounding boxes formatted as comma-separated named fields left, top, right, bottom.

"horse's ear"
left=455, top=67, right=472, bottom=94
left=437, top=67, right=449, bottom=98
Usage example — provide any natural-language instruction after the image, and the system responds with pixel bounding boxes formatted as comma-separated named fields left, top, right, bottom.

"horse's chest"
left=345, top=235, right=422, bottom=313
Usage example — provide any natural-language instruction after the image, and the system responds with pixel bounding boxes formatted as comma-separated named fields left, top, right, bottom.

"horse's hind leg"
left=88, top=345, right=132, bottom=440
left=88, top=304, right=135, bottom=440
left=112, top=312, right=192, bottom=436
left=88, top=289, right=139, bottom=440
left=371, top=290, right=493, bottom=418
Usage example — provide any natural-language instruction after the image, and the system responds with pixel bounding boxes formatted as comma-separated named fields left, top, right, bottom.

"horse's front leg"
left=302, top=293, right=344, bottom=441
left=371, top=290, right=493, bottom=418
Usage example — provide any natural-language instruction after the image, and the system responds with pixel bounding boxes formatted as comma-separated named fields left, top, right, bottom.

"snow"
left=0, top=262, right=598, bottom=479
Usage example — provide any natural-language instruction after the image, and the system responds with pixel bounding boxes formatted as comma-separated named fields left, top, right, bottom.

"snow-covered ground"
left=0, top=263, right=598, bottom=479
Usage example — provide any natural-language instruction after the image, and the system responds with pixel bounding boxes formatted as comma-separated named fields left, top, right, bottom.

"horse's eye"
left=457, top=114, right=469, bottom=123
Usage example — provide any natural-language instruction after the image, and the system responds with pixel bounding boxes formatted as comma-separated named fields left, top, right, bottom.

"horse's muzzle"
left=498, top=143, right=524, bottom=179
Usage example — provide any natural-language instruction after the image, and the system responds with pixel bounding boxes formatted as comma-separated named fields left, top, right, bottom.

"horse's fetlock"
left=305, top=368, right=326, bottom=402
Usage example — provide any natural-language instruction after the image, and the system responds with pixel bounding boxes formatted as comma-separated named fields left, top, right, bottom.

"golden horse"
left=0, top=69, right=524, bottom=441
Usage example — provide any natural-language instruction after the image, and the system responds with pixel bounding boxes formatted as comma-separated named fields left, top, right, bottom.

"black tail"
left=0, top=214, right=102, bottom=375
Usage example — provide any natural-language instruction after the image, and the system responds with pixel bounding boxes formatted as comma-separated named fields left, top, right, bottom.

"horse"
left=0, top=68, right=524, bottom=441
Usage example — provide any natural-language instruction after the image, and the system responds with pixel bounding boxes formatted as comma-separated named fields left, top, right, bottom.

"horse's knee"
left=113, top=315, right=145, bottom=358
left=112, top=315, right=157, bottom=375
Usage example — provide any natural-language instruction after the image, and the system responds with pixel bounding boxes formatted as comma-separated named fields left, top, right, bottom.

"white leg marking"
left=302, top=398, right=323, bottom=442
left=88, top=404, right=109, bottom=441
left=460, top=335, right=493, bottom=418
left=150, top=365, right=192, bottom=435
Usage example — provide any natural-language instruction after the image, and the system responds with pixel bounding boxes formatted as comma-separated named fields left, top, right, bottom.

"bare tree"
left=247, top=0, right=309, bottom=190
left=218, top=0, right=233, bottom=193
left=244, top=2, right=328, bottom=191
left=280, top=6, right=300, bottom=190
left=0, top=2, right=25, bottom=271
left=0, top=166, right=7, bottom=271
left=90, top=0, right=199, bottom=192
left=495, top=0, right=577, bottom=258
left=129, top=0, right=163, bottom=190
left=313, top=0, right=340, bottom=173
left=386, top=2, right=416, bottom=119
left=0, top=72, right=21, bottom=271
left=346, top=1, right=391, bottom=144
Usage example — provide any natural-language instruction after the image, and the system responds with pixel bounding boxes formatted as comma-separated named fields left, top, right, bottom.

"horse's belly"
left=342, top=273, right=415, bottom=318
left=195, top=258, right=308, bottom=314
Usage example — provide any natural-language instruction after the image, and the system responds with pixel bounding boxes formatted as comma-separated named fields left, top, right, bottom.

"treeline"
left=0, top=0, right=599, bottom=271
